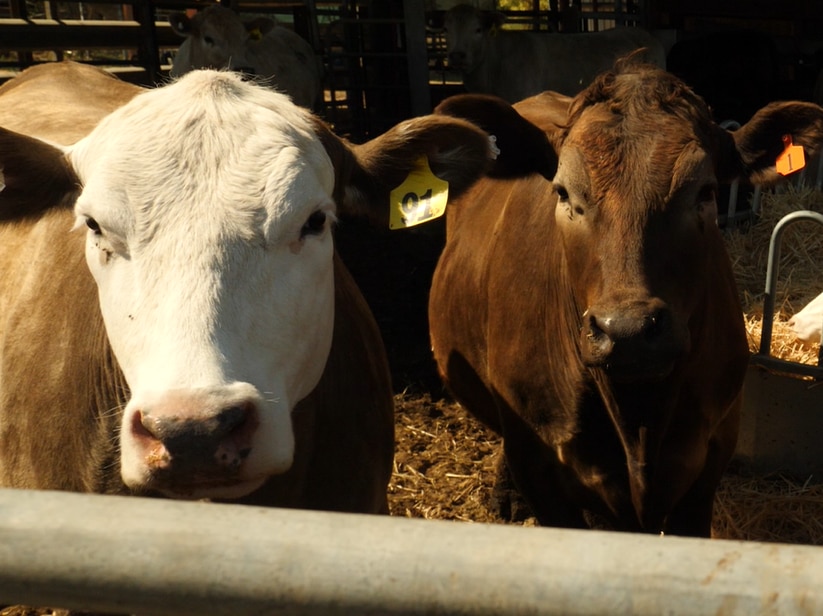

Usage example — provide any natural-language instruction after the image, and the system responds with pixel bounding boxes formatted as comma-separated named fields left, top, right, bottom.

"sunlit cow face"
left=69, top=71, right=337, bottom=498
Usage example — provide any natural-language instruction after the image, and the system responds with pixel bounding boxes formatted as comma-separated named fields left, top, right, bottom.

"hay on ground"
left=726, top=186, right=823, bottom=363
left=391, top=394, right=823, bottom=544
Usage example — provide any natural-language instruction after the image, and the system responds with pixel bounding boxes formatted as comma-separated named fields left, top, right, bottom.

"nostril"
left=132, top=410, right=171, bottom=470
left=644, top=314, right=660, bottom=340
left=643, top=310, right=670, bottom=342
left=586, top=312, right=608, bottom=340
left=214, top=404, right=248, bottom=437
left=136, top=410, right=161, bottom=440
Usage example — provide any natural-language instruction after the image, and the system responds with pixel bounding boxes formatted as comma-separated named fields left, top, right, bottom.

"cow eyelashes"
left=300, top=210, right=327, bottom=238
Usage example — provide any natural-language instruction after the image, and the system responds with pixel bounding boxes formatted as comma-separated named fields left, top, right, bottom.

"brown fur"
left=429, top=61, right=823, bottom=536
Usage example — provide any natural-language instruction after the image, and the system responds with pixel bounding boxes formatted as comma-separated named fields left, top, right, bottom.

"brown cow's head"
left=552, top=59, right=823, bottom=381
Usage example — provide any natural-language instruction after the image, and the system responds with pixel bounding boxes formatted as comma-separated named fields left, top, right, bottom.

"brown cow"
left=0, top=62, right=495, bottom=515
left=430, top=58, right=823, bottom=536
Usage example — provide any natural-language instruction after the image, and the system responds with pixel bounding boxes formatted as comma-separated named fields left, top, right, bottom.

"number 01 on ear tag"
left=776, top=135, right=805, bottom=176
left=389, top=156, right=449, bottom=230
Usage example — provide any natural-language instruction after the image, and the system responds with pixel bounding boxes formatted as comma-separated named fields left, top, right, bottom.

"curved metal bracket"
left=751, top=209, right=823, bottom=378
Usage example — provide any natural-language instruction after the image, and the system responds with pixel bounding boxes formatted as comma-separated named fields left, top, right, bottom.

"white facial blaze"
left=69, top=71, right=337, bottom=497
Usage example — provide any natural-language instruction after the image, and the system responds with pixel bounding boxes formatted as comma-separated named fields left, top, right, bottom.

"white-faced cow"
left=0, top=61, right=495, bottom=512
left=443, top=3, right=666, bottom=103
left=430, top=58, right=823, bottom=536
left=169, top=5, right=323, bottom=109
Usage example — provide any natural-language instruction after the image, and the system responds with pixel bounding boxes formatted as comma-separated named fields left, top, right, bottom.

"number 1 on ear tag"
left=776, top=135, right=805, bottom=176
left=389, top=156, right=449, bottom=230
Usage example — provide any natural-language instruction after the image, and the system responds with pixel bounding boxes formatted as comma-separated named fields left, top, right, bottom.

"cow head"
left=169, top=5, right=276, bottom=77
left=443, top=4, right=505, bottom=74
left=551, top=61, right=823, bottom=382
left=0, top=70, right=494, bottom=498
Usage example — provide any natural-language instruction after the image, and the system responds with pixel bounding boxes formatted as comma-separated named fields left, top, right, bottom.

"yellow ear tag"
left=389, top=156, right=449, bottom=230
left=776, top=134, right=805, bottom=176
left=249, top=27, right=263, bottom=41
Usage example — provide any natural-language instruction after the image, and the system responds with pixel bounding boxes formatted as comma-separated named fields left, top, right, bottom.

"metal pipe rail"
left=756, top=209, right=823, bottom=376
left=1, top=488, right=822, bottom=615
left=0, top=18, right=178, bottom=49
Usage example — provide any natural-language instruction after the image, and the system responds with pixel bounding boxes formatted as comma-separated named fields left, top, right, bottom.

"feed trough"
left=737, top=210, right=823, bottom=477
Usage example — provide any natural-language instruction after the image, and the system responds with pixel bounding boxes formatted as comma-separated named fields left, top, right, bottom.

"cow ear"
left=0, top=128, right=79, bottom=221
left=435, top=93, right=560, bottom=180
left=169, top=12, right=192, bottom=36
left=320, top=116, right=493, bottom=228
left=725, top=101, right=823, bottom=185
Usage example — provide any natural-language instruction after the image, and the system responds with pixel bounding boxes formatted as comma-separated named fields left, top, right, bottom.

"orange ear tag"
left=776, top=135, right=806, bottom=176
left=389, top=156, right=449, bottom=230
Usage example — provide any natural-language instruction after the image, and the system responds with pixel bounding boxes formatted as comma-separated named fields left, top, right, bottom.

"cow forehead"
left=560, top=103, right=713, bottom=206
left=70, top=71, right=334, bottom=237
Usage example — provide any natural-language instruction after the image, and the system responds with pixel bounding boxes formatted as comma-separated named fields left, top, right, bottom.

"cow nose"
left=582, top=300, right=685, bottom=381
left=135, top=400, right=257, bottom=473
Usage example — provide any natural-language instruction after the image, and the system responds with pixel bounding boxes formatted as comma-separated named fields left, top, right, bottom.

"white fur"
left=69, top=70, right=337, bottom=497
left=789, top=291, right=823, bottom=344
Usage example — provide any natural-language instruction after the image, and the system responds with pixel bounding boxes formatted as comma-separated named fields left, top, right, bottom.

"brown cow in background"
left=430, top=58, right=823, bottom=536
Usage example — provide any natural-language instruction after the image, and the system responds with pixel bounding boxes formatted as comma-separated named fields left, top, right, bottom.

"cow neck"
left=588, top=367, right=682, bottom=531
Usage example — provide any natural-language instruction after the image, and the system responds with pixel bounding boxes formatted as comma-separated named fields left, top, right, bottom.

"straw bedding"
left=727, top=185, right=823, bottom=363
left=391, top=393, right=823, bottom=543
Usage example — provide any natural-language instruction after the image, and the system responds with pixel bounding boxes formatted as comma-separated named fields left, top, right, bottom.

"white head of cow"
left=443, top=4, right=505, bottom=73
left=68, top=70, right=336, bottom=498
left=169, top=5, right=274, bottom=77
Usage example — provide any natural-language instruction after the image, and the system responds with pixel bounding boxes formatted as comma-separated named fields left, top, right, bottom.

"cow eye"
left=555, top=185, right=569, bottom=202
left=85, top=217, right=102, bottom=234
left=301, top=210, right=327, bottom=238
left=203, top=35, right=215, bottom=46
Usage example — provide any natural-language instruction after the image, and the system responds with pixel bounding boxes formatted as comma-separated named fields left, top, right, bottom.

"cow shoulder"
left=0, top=62, right=142, bottom=143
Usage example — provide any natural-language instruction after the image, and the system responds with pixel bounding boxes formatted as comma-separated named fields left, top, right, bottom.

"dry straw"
left=725, top=184, right=823, bottom=363
left=717, top=184, right=823, bottom=544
